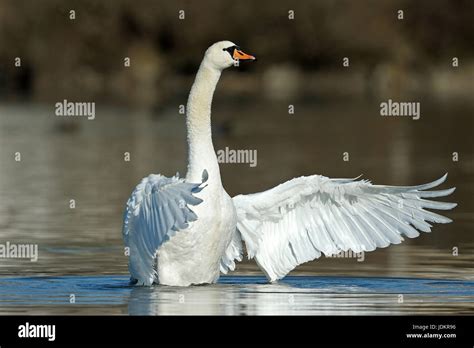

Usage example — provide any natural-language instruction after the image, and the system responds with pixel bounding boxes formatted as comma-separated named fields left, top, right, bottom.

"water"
left=0, top=102, right=472, bottom=315
left=0, top=275, right=472, bottom=315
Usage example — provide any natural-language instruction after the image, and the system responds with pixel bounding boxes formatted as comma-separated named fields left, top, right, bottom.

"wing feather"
left=122, top=172, right=207, bottom=285
left=232, top=174, right=456, bottom=281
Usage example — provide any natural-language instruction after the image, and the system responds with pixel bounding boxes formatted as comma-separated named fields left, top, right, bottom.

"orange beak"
left=233, top=49, right=256, bottom=61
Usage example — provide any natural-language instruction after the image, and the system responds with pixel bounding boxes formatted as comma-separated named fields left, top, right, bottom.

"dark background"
left=1, top=0, right=473, bottom=105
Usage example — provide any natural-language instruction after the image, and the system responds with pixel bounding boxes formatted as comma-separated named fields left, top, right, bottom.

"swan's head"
left=204, top=40, right=256, bottom=71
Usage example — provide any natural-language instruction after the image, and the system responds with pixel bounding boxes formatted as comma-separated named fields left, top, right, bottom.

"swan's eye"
left=223, top=46, right=237, bottom=57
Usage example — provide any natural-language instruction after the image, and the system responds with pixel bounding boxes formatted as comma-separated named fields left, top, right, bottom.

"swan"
left=122, top=40, right=457, bottom=286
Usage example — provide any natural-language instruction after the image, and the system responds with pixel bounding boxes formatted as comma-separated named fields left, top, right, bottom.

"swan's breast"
left=156, top=187, right=235, bottom=285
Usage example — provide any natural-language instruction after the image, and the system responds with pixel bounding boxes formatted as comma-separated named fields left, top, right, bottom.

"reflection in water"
left=128, top=283, right=350, bottom=315
left=128, top=281, right=324, bottom=315
left=126, top=276, right=474, bottom=316
left=129, top=285, right=240, bottom=315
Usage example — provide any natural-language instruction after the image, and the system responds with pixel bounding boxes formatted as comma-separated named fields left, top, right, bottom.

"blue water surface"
left=0, top=275, right=472, bottom=315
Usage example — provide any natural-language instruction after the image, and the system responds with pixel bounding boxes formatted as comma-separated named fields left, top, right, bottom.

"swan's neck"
left=185, top=62, right=222, bottom=185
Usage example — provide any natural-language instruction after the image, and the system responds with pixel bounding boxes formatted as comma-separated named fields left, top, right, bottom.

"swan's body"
left=122, top=41, right=456, bottom=286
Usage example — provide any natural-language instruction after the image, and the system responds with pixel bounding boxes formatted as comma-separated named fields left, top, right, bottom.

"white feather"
left=123, top=173, right=206, bottom=285
left=232, top=174, right=456, bottom=282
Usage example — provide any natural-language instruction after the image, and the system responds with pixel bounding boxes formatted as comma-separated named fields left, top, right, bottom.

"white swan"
left=122, top=40, right=456, bottom=286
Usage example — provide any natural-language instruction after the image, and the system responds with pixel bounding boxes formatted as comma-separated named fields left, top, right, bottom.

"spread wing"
left=123, top=171, right=207, bottom=285
left=231, top=174, right=456, bottom=282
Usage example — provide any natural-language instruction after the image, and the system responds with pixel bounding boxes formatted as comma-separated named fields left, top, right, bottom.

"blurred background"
left=0, top=0, right=472, bottom=282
